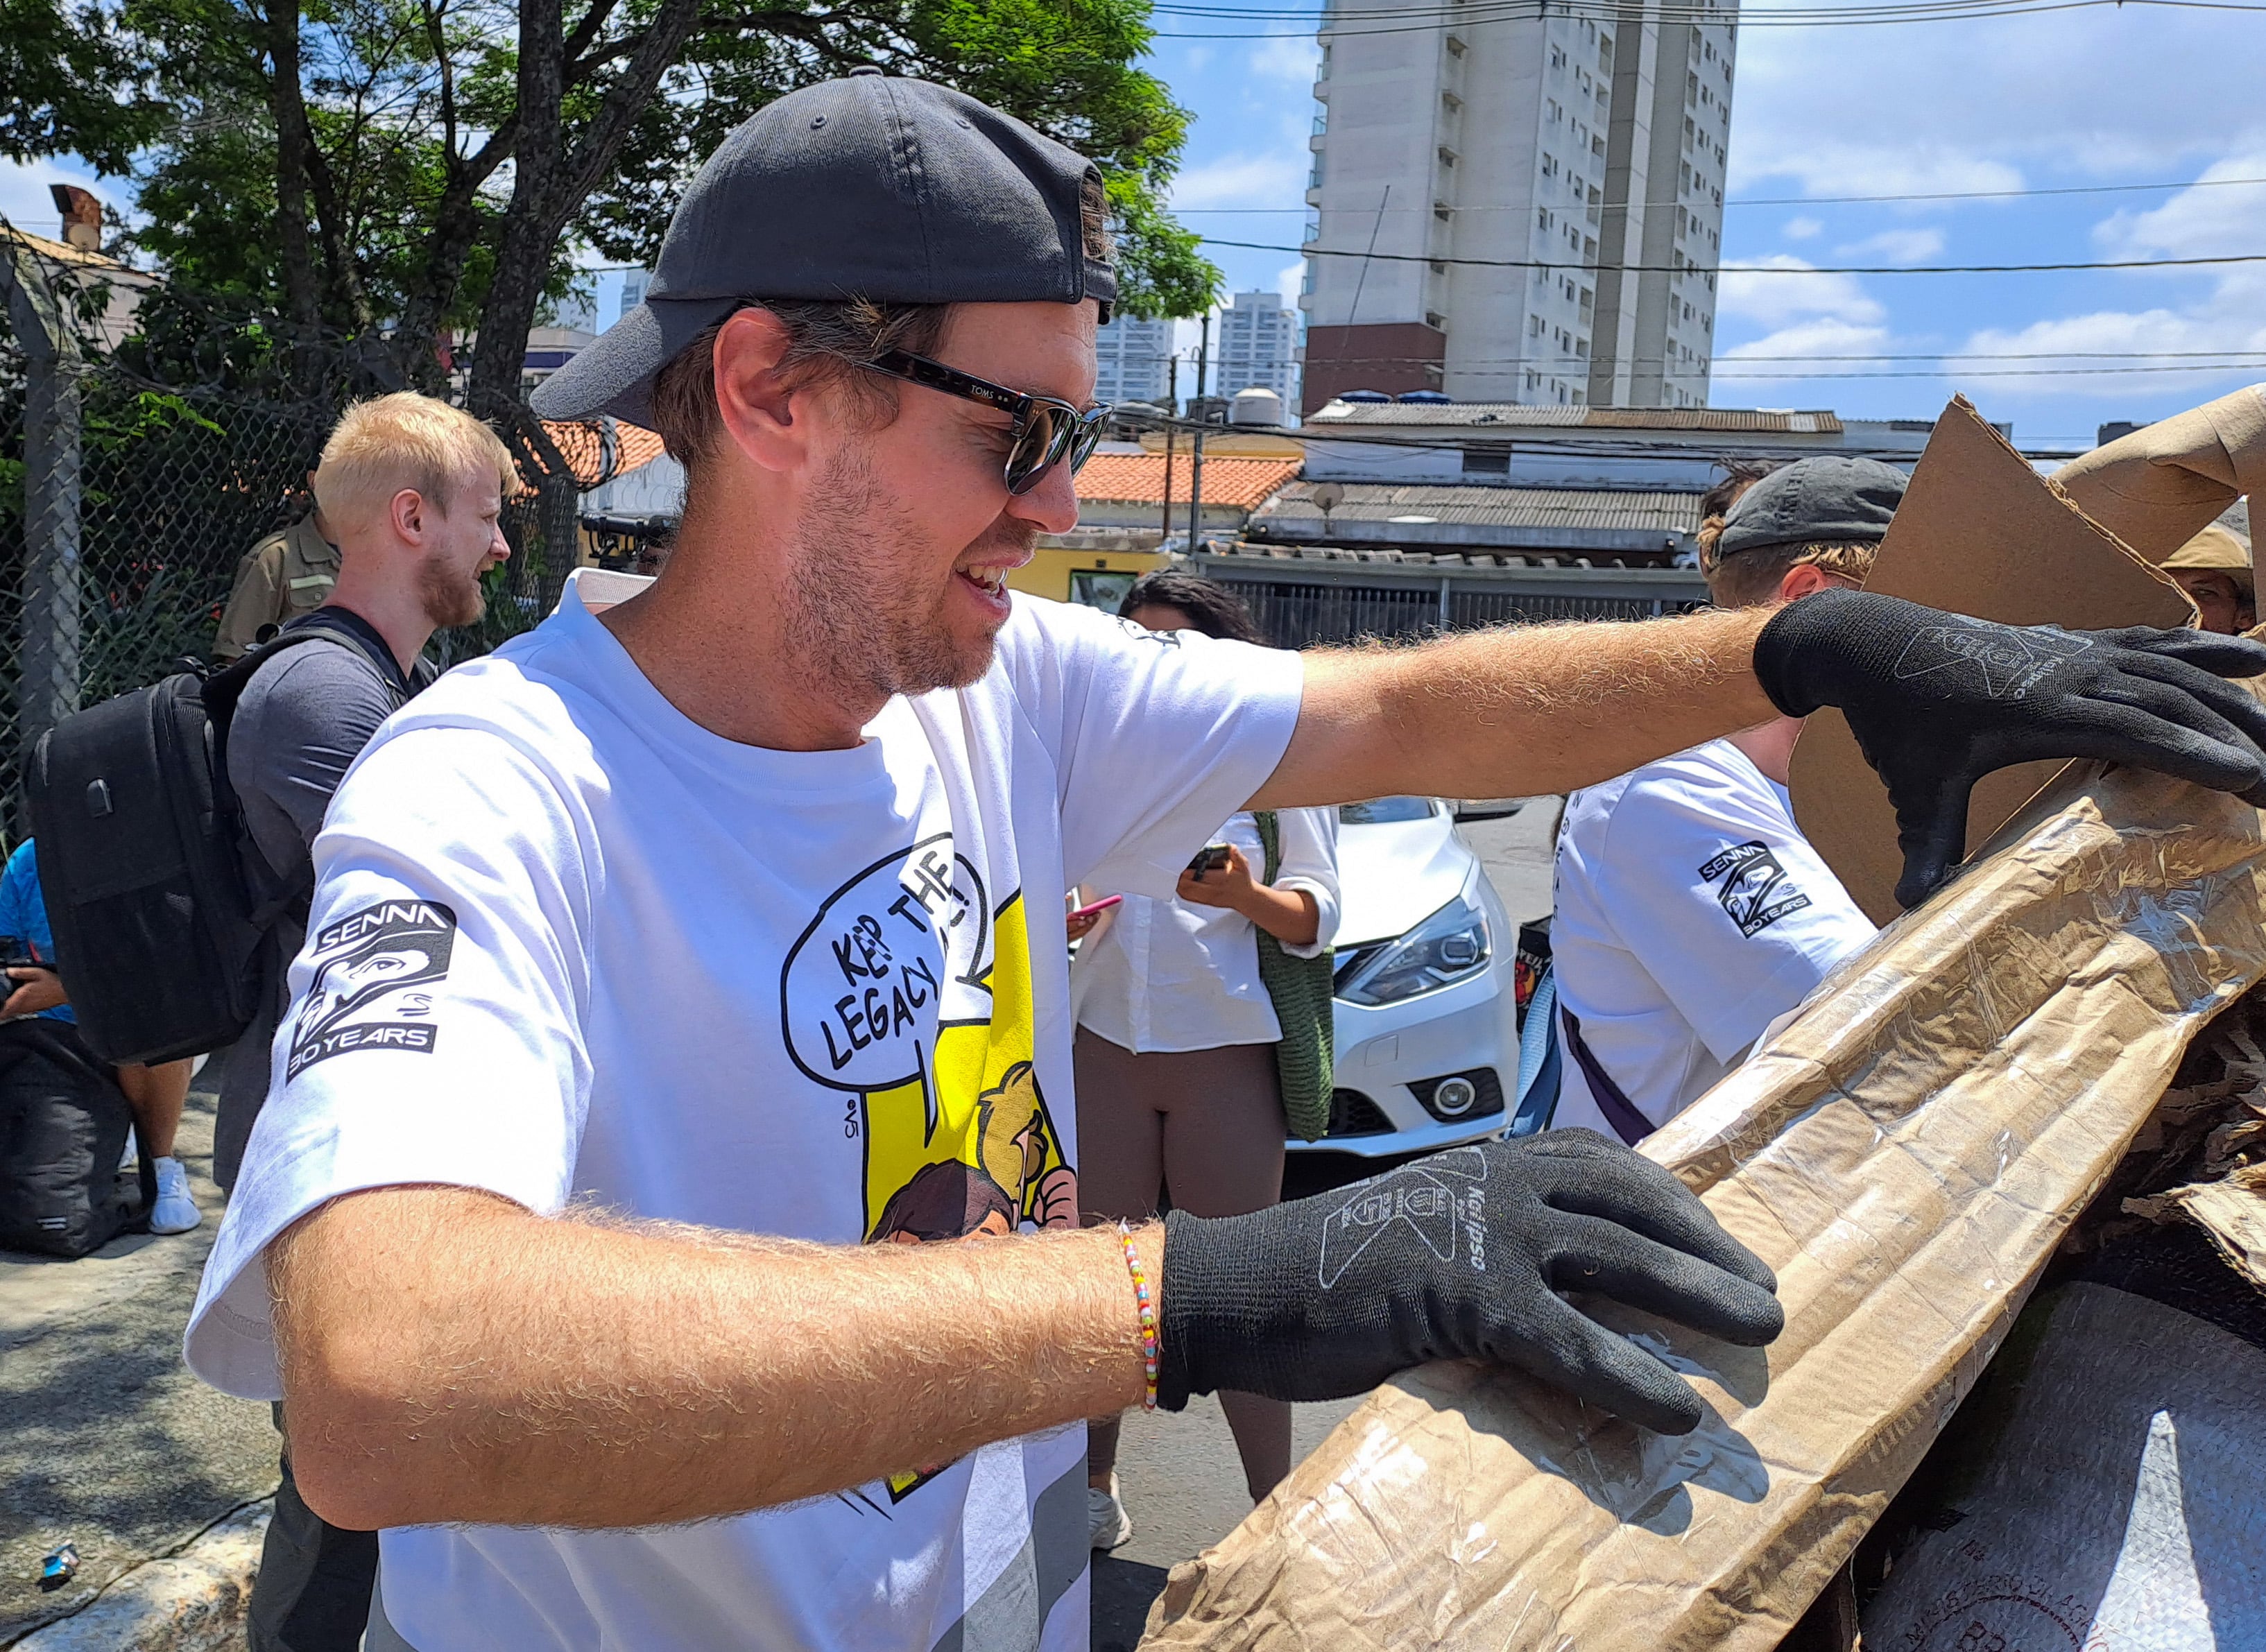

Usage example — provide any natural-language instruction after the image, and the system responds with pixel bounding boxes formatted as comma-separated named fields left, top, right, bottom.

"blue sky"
left=6, top=0, right=2260, bottom=452
left=1140, top=0, right=2266, bottom=453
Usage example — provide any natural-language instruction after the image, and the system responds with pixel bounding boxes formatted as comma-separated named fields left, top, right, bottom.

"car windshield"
left=1339, top=797, right=1435, bottom=825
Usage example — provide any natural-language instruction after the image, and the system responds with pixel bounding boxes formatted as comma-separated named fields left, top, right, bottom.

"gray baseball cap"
left=533, top=68, right=1117, bottom=427
left=1715, top=455, right=1908, bottom=560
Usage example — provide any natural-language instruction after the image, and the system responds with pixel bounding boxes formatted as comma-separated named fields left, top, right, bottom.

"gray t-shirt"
left=213, top=619, right=411, bottom=1188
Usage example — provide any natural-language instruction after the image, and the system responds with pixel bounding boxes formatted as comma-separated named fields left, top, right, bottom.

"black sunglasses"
left=861, top=350, right=1112, bottom=496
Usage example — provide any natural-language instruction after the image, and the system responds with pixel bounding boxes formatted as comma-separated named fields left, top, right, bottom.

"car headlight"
left=1336, top=894, right=1492, bottom=1007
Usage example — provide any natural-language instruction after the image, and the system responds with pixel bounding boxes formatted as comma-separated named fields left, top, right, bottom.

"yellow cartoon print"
left=780, top=833, right=1079, bottom=1502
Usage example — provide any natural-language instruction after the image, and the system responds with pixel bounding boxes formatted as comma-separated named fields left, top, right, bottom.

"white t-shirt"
left=184, top=578, right=1303, bottom=1652
left=1550, top=737, right=1876, bottom=1139
left=1072, top=805, right=1339, bottom=1053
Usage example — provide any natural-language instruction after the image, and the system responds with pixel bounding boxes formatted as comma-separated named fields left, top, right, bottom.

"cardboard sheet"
left=1786, top=395, right=2190, bottom=926
left=2050, top=383, right=2266, bottom=560
left=1140, top=745, right=2266, bottom=1652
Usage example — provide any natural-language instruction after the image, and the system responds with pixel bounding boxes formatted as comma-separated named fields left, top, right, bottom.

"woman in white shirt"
left=1072, top=572, right=1341, bottom=1548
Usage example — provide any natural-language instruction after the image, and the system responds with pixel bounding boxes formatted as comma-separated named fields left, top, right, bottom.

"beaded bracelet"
left=1117, top=1222, right=1159, bottom=1411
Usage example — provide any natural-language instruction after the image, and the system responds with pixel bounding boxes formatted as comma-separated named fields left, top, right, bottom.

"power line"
left=1171, top=175, right=2266, bottom=213
left=1203, top=234, right=2266, bottom=274
left=1151, top=0, right=2266, bottom=37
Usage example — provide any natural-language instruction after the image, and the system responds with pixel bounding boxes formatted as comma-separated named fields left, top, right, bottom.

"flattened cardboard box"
left=1140, top=729, right=2266, bottom=1652
left=1787, top=395, right=2188, bottom=927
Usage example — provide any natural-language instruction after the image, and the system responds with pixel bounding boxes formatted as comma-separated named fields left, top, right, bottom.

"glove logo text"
left=1318, top=1148, right=1488, bottom=1287
left=1889, top=621, right=2089, bottom=702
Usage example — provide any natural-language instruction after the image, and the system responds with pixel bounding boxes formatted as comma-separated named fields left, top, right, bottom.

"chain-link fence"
left=0, top=232, right=602, bottom=837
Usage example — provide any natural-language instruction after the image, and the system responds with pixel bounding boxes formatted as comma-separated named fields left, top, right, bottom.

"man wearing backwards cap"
left=2161, top=520, right=2255, bottom=636
left=1550, top=456, right=1898, bottom=1146
left=184, top=72, right=2266, bottom=1652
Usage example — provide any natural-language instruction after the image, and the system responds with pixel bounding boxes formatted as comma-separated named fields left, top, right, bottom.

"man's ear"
left=713, top=309, right=809, bottom=476
left=387, top=487, right=428, bottom=546
left=1778, top=560, right=1857, bottom=603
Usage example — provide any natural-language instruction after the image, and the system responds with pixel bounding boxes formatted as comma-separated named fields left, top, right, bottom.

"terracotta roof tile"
left=540, top=418, right=669, bottom=490
left=1076, top=453, right=1303, bottom=510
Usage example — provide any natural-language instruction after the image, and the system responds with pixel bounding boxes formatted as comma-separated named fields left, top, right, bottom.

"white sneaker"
left=1088, top=1475, right=1133, bottom=1551
left=148, top=1157, right=202, bottom=1234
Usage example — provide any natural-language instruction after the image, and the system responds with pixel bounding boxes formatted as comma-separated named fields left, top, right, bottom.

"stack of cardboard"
left=1138, top=388, right=2266, bottom=1651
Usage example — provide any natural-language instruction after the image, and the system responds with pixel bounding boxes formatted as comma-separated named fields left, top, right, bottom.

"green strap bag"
left=1251, top=811, right=1336, bottom=1142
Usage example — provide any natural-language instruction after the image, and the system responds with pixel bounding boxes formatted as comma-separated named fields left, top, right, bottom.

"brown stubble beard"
left=418, top=548, right=490, bottom=631
left=784, top=447, right=1029, bottom=703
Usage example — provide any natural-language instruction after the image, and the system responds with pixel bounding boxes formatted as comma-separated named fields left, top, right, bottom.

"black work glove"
left=1754, top=589, right=2266, bottom=910
left=1157, top=1130, right=1782, bottom=1436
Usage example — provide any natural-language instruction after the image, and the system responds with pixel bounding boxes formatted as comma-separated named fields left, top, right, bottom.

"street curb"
left=11, top=1501, right=270, bottom=1652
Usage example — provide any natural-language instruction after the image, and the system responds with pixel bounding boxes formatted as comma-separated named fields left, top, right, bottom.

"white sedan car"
left=1292, top=797, right=1527, bottom=1158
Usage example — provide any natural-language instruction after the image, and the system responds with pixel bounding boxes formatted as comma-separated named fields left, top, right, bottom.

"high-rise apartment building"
left=1212, top=290, right=1301, bottom=403
left=1299, top=0, right=1735, bottom=412
left=1094, top=312, right=1174, bottom=406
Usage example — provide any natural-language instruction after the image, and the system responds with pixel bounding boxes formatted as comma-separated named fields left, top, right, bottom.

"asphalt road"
left=1091, top=800, right=1561, bottom=1647
left=0, top=1083, right=274, bottom=1644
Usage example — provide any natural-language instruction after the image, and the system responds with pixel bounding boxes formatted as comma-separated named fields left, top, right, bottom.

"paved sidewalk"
left=1, top=1087, right=273, bottom=1645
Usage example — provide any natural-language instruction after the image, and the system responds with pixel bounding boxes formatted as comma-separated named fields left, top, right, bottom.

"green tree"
left=21, top=0, right=1218, bottom=411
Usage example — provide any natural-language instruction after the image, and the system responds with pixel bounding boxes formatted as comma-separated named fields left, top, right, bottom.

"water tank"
left=1228, top=387, right=1285, bottom=427
left=1397, top=390, right=1452, bottom=404
left=1337, top=389, right=1391, bottom=404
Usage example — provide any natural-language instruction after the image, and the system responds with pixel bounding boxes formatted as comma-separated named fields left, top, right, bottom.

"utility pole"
left=1159, top=352, right=1179, bottom=546
left=1186, top=313, right=1210, bottom=552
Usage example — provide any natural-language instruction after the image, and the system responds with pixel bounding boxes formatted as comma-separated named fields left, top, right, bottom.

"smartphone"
left=1186, top=844, right=1230, bottom=877
left=1068, top=895, right=1124, bottom=922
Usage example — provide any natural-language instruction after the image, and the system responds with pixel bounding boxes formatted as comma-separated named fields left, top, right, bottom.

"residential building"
left=1299, top=0, right=1737, bottom=412
left=1094, top=312, right=1174, bottom=407
left=617, top=269, right=650, bottom=323
left=1212, top=290, right=1301, bottom=404
left=1297, top=399, right=1972, bottom=492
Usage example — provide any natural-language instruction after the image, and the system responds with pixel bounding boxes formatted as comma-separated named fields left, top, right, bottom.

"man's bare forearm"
left=271, top=1186, right=1153, bottom=1531
left=1253, top=607, right=1778, bottom=809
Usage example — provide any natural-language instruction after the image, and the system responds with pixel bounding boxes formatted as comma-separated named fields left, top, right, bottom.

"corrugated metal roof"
left=1303, top=403, right=1843, bottom=435
left=1256, top=482, right=1704, bottom=533
left=1200, top=542, right=1701, bottom=571
left=1075, top=453, right=1303, bottom=509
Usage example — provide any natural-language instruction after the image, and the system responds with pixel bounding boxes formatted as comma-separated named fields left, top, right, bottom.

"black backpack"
left=25, top=615, right=396, bottom=1067
left=0, top=1017, right=155, bottom=1257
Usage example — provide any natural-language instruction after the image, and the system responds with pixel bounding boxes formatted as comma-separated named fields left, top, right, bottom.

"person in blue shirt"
left=0, top=838, right=202, bottom=1233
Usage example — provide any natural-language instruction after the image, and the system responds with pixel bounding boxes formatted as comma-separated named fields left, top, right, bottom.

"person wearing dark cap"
left=1549, top=456, right=1905, bottom=1144
left=178, top=71, right=2266, bottom=1652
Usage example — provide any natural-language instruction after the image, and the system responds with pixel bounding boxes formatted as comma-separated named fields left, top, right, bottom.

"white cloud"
left=2092, top=150, right=2266, bottom=261
left=1718, top=254, right=1885, bottom=329
left=1251, top=33, right=1321, bottom=83
left=1836, top=227, right=1946, bottom=264
left=1276, top=259, right=1307, bottom=304
left=1728, top=141, right=2021, bottom=204
left=1718, top=317, right=1897, bottom=386
left=1942, top=166, right=2266, bottom=400
left=1726, top=2, right=2266, bottom=196
left=1183, top=45, right=1214, bottom=72
left=1169, top=150, right=1308, bottom=211
left=1783, top=216, right=1823, bottom=241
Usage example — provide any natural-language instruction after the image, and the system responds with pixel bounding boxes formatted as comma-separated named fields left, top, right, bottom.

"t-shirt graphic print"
left=787, top=832, right=1077, bottom=1503
left=183, top=574, right=1302, bottom=1652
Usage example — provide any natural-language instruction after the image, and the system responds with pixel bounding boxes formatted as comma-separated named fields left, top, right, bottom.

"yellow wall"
left=1008, top=546, right=1171, bottom=606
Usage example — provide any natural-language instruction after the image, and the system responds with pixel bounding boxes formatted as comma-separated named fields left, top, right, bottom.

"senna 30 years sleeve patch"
left=286, top=899, right=456, bottom=1078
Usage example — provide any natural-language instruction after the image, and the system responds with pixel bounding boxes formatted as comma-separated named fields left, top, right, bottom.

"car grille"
left=1324, top=1087, right=1396, bottom=1138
